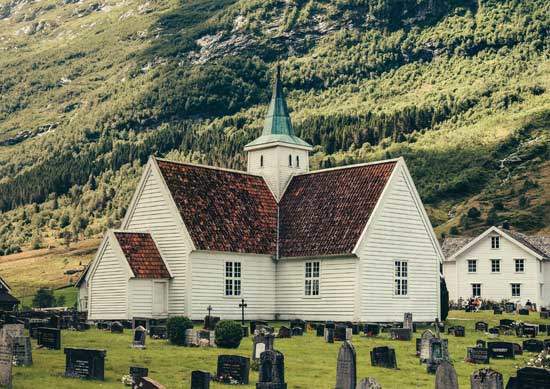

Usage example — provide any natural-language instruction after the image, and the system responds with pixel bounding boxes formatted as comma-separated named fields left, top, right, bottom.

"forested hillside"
left=0, top=0, right=548, bottom=255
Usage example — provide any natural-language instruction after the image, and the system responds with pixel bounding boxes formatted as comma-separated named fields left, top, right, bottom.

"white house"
left=77, top=68, right=444, bottom=323
left=442, top=226, right=550, bottom=308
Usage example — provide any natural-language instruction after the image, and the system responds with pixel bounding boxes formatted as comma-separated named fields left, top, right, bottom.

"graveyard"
left=4, top=310, right=549, bottom=388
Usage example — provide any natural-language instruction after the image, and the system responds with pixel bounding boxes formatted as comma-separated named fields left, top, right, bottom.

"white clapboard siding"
left=359, top=167, right=439, bottom=322
left=452, top=233, right=542, bottom=306
left=124, top=164, right=188, bottom=315
left=543, top=262, right=550, bottom=307
left=275, top=257, right=357, bottom=321
left=443, top=262, right=457, bottom=301
left=129, top=279, right=153, bottom=318
left=190, top=252, right=276, bottom=320
left=89, top=241, right=128, bottom=320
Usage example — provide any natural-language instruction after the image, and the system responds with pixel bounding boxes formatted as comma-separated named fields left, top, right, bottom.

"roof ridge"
left=295, top=158, right=401, bottom=176
left=154, top=157, right=264, bottom=178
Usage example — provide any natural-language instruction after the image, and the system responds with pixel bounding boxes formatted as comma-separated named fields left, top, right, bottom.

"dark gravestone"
left=325, top=321, right=335, bottom=330
left=291, top=327, right=303, bottom=336
left=29, top=319, right=48, bottom=339
left=470, top=368, right=504, bottom=389
left=521, top=325, right=538, bottom=338
left=37, top=327, right=61, bottom=350
left=130, top=366, right=149, bottom=384
left=435, top=361, right=458, bottom=389
left=427, top=338, right=449, bottom=374
left=134, top=377, right=165, bottom=389
left=518, top=308, right=529, bottom=315
left=133, top=326, right=146, bottom=348
left=454, top=325, right=465, bottom=337
left=487, top=342, right=514, bottom=359
left=476, top=322, right=489, bottom=332
left=512, top=343, right=523, bottom=356
left=539, top=324, right=547, bottom=333
left=522, top=339, right=544, bottom=353
left=364, top=324, right=380, bottom=336
left=509, top=367, right=550, bottom=388
left=505, top=302, right=515, bottom=313
left=277, top=326, right=291, bottom=339
left=498, top=325, right=513, bottom=336
left=540, top=311, right=550, bottom=320
left=447, top=326, right=455, bottom=335
left=110, top=321, right=124, bottom=333
left=204, top=316, right=220, bottom=331
left=493, top=307, right=503, bottom=315
left=334, top=325, right=347, bottom=342
left=241, top=326, right=249, bottom=338
left=390, top=328, right=412, bottom=341
left=351, top=323, right=360, bottom=335
left=467, top=347, right=490, bottom=364
left=149, top=326, right=167, bottom=339
left=191, top=370, right=210, bottom=389
left=545, top=339, right=550, bottom=350
left=12, top=336, right=32, bottom=366
left=289, top=319, right=306, bottom=332
left=316, top=325, right=325, bottom=337
left=216, top=355, right=250, bottom=385
left=0, top=334, right=12, bottom=388
left=325, top=328, right=334, bottom=343
left=489, top=327, right=500, bottom=336
left=50, top=315, right=60, bottom=329
left=64, top=348, right=106, bottom=380
left=499, top=319, right=515, bottom=327
left=370, top=346, right=397, bottom=369
left=335, top=341, right=356, bottom=389
left=416, top=338, right=422, bottom=356
left=257, top=349, right=286, bottom=389
left=477, top=339, right=487, bottom=348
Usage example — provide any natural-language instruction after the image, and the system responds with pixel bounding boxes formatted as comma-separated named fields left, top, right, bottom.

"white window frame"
left=491, top=259, right=501, bottom=273
left=491, top=236, right=500, bottom=249
left=514, top=258, right=525, bottom=273
left=511, top=283, right=521, bottom=297
left=394, top=260, right=408, bottom=296
left=472, top=283, right=481, bottom=297
left=225, top=261, right=242, bottom=297
left=467, top=259, right=477, bottom=273
left=304, top=261, right=320, bottom=297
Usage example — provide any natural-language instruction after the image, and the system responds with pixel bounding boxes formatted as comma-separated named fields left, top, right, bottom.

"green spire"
left=245, top=65, right=312, bottom=150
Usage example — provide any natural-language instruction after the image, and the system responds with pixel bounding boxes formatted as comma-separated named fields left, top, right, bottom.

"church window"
left=260, top=155, right=264, bottom=167
left=394, top=260, right=408, bottom=296
left=296, top=155, right=300, bottom=167
left=288, top=154, right=292, bottom=167
left=305, top=261, right=320, bottom=296
left=225, top=261, right=241, bottom=296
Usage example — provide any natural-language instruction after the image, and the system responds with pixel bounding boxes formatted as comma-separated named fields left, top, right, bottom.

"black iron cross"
left=207, top=305, right=212, bottom=317
left=239, top=299, right=247, bottom=325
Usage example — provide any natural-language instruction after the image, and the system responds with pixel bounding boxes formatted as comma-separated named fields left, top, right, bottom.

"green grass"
left=19, top=287, right=78, bottom=309
left=12, top=311, right=550, bottom=388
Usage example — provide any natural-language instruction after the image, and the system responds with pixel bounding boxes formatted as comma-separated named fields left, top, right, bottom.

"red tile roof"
left=278, top=161, right=397, bottom=258
left=113, top=232, right=170, bottom=279
left=156, top=160, right=278, bottom=255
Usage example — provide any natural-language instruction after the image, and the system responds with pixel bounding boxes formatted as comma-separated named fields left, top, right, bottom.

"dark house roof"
left=279, top=161, right=397, bottom=257
left=113, top=232, right=171, bottom=278
left=156, top=160, right=278, bottom=255
left=441, top=237, right=475, bottom=259
left=0, top=291, right=19, bottom=304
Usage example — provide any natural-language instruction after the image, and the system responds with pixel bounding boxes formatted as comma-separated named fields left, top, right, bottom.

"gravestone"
left=475, top=322, right=489, bottom=332
left=185, top=329, right=199, bottom=347
left=28, top=319, right=48, bottom=339
left=251, top=321, right=269, bottom=334
left=252, top=333, right=274, bottom=361
left=493, top=307, right=503, bottom=315
left=257, top=350, right=286, bottom=389
left=216, top=355, right=250, bottom=384
left=512, top=343, right=523, bottom=356
left=426, top=338, right=449, bottom=374
left=133, top=326, right=146, bottom=348
left=0, top=333, right=12, bottom=388
left=204, top=316, right=220, bottom=331
left=191, top=370, right=210, bottom=389
left=454, top=325, right=465, bottom=337
left=520, top=324, right=538, bottom=338
left=364, top=324, right=380, bottom=336
left=466, top=347, right=490, bottom=364
left=510, top=367, right=550, bottom=388
left=149, top=326, right=167, bottom=339
left=289, top=319, right=306, bottom=332
left=2, top=324, right=23, bottom=339
left=488, top=327, right=500, bottom=337
left=470, top=368, right=504, bottom=389
left=390, top=328, right=412, bottom=341
left=518, top=308, right=529, bottom=315
left=316, top=325, right=325, bottom=337
left=540, top=311, right=550, bottom=319
left=420, top=330, right=435, bottom=362
left=37, top=327, right=61, bottom=350
left=434, top=361, right=458, bottom=389
left=64, top=348, right=106, bottom=380
left=544, top=339, right=550, bottom=350
left=504, top=302, right=515, bottom=313
left=111, top=321, right=124, bottom=333
left=487, top=342, right=514, bottom=359
left=370, top=346, right=397, bottom=369
left=477, top=339, right=487, bottom=348
left=335, top=341, right=356, bottom=389
left=351, top=323, right=360, bottom=335
left=357, top=378, right=382, bottom=389
left=130, top=366, right=149, bottom=384
left=12, top=336, right=32, bottom=366
left=522, top=339, right=544, bottom=353
left=403, top=313, right=413, bottom=330
left=334, top=325, right=348, bottom=342
left=277, top=326, right=291, bottom=339
left=197, top=330, right=215, bottom=348
left=325, top=321, right=335, bottom=330
left=291, top=327, right=303, bottom=336
left=499, top=319, right=514, bottom=327
left=325, top=328, right=334, bottom=343
left=241, top=326, right=249, bottom=338
left=446, top=326, right=455, bottom=335
left=133, top=377, right=165, bottom=389
left=539, top=324, right=547, bottom=333
left=416, top=338, right=422, bottom=356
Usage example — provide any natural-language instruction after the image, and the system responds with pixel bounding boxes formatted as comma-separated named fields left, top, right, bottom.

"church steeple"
left=245, top=65, right=312, bottom=200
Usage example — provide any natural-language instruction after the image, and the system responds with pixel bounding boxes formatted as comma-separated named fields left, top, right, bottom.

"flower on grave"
left=121, top=374, right=133, bottom=385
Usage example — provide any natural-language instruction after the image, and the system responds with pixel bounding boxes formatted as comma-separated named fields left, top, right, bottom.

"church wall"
left=189, top=251, right=276, bottom=320
left=122, top=161, right=189, bottom=316
left=128, top=279, right=153, bottom=318
left=275, top=257, right=357, bottom=321
left=357, top=166, right=440, bottom=322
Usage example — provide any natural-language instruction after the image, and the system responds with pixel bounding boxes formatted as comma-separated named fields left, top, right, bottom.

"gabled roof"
left=278, top=160, right=398, bottom=258
left=443, top=226, right=549, bottom=261
left=113, top=232, right=171, bottom=279
left=155, top=159, right=278, bottom=255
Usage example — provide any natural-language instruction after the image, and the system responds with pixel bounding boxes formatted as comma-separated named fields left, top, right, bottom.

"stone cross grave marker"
left=470, top=368, right=504, bottom=389
left=191, top=370, right=211, bottom=389
left=370, top=346, right=397, bottom=369
left=12, top=336, right=32, bottom=366
left=257, top=349, right=287, bottom=389
left=335, top=341, right=356, bottom=389
left=64, top=348, right=106, bottom=380
left=435, top=361, right=458, bottom=389
left=239, top=299, right=247, bottom=326
left=216, top=355, right=250, bottom=385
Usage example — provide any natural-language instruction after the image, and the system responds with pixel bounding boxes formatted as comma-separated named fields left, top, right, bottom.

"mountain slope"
left=0, top=0, right=548, bottom=254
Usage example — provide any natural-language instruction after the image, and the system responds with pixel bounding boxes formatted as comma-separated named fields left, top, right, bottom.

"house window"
left=288, top=154, right=292, bottom=167
left=305, top=261, right=320, bottom=296
left=260, top=155, right=264, bottom=167
left=511, top=283, right=521, bottom=297
left=491, top=259, right=501, bottom=273
left=491, top=236, right=500, bottom=249
left=515, top=259, right=525, bottom=273
left=296, top=155, right=300, bottom=167
left=468, top=259, right=477, bottom=273
left=394, top=260, right=408, bottom=296
left=472, top=283, right=481, bottom=297
left=225, top=261, right=241, bottom=296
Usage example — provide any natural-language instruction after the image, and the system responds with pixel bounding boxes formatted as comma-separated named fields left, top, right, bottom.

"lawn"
left=12, top=310, right=550, bottom=388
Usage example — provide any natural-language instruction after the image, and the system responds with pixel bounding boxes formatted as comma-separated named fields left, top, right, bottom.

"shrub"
left=215, top=320, right=243, bottom=348
left=32, top=288, right=55, bottom=308
left=467, top=207, right=481, bottom=219
left=166, top=316, right=194, bottom=345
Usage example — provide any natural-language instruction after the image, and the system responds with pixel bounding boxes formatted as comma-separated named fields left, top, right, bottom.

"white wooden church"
left=77, top=69, right=444, bottom=323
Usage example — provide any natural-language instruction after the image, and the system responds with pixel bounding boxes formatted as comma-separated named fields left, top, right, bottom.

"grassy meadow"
left=11, top=310, right=550, bottom=388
